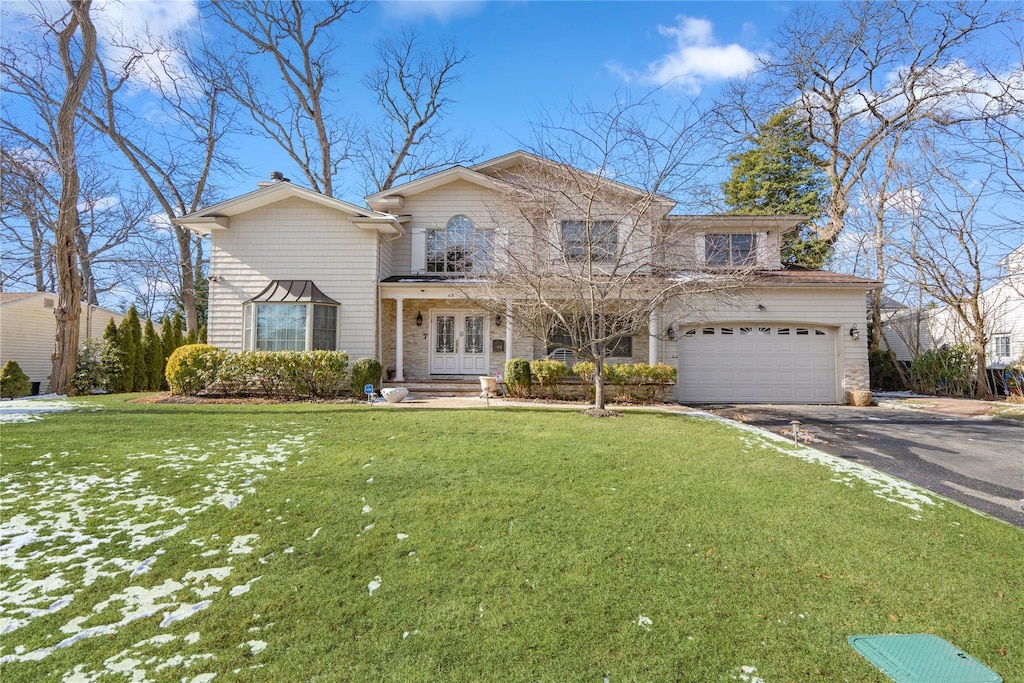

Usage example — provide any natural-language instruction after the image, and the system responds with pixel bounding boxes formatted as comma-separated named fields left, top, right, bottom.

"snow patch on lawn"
left=0, top=425, right=310, bottom=669
left=696, top=413, right=937, bottom=513
left=0, top=395, right=85, bottom=424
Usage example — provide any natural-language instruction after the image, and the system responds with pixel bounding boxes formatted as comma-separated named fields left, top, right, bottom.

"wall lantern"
left=849, top=324, right=860, bottom=340
left=666, top=325, right=676, bottom=341
left=757, top=304, right=767, bottom=311
left=416, top=311, right=423, bottom=327
left=495, top=313, right=503, bottom=327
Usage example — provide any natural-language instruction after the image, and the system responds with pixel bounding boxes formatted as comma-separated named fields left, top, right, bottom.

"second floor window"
left=427, top=215, right=492, bottom=274
left=561, top=220, right=617, bottom=260
left=706, top=233, right=756, bottom=267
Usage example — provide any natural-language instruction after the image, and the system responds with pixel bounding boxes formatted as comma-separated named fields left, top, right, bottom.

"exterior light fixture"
left=757, top=304, right=767, bottom=311
left=416, top=311, right=423, bottom=327
left=666, top=325, right=676, bottom=341
left=495, top=313, right=503, bottom=327
left=849, top=324, right=860, bottom=340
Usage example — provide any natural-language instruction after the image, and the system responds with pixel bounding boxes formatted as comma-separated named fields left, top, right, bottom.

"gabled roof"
left=666, top=214, right=808, bottom=233
left=174, top=181, right=403, bottom=236
left=366, top=150, right=680, bottom=211
left=0, top=292, right=50, bottom=306
left=365, top=166, right=500, bottom=211
left=472, top=150, right=678, bottom=205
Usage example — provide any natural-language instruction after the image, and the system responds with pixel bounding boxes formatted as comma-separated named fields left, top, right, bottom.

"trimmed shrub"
left=73, top=338, right=123, bottom=395
left=1, top=360, right=31, bottom=399
left=505, top=358, right=532, bottom=397
left=530, top=359, right=569, bottom=397
left=216, top=351, right=285, bottom=397
left=287, top=350, right=349, bottom=398
left=572, top=361, right=595, bottom=383
left=165, top=344, right=228, bottom=396
left=350, top=357, right=383, bottom=397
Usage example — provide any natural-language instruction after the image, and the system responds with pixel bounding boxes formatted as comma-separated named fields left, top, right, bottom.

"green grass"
left=1, top=396, right=1021, bottom=682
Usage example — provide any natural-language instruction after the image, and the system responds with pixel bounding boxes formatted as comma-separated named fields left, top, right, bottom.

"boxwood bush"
left=166, top=344, right=228, bottom=396
left=529, top=359, right=569, bottom=397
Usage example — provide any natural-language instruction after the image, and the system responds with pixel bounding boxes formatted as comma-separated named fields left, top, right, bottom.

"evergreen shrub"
left=165, top=344, right=228, bottom=395
left=504, top=358, right=532, bottom=397
left=1, top=360, right=31, bottom=399
left=350, top=357, right=383, bottom=397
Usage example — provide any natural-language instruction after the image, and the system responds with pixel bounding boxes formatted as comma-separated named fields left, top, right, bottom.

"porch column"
left=394, top=297, right=405, bottom=381
left=649, top=309, right=660, bottom=365
left=504, top=300, right=513, bottom=365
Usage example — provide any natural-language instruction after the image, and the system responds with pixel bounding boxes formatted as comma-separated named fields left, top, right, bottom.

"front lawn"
left=1, top=396, right=1020, bottom=682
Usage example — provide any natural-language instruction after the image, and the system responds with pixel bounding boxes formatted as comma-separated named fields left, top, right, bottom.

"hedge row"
left=503, top=357, right=677, bottom=403
left=166, top=345, right=377, bottom=399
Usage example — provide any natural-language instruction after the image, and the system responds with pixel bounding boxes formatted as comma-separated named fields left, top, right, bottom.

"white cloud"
left=91, top=0, right=199, bottom=93
left=378, top=1, right=483, bottom=23
left=634, top=16, right=759, bottom=92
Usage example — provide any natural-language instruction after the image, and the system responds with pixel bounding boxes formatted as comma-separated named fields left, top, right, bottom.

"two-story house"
left=174, top=151, right=879, bottom=403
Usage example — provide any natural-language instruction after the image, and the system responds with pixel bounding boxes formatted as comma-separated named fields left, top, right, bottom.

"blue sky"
left=203, top=1, right=791, bottom=199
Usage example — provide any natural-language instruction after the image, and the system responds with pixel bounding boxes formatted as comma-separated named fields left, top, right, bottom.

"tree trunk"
left=175, top=225, right=198, bottom=333
left=76, top=228, right=97, bottom=305
left=973, top=337, right=992, bottom=400
left=593, top=357, right=606, bottom=411
left=49, top=1, right=97, bottom=393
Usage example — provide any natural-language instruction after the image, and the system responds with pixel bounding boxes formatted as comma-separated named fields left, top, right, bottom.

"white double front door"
left=429, top=311, right=488, bottom=375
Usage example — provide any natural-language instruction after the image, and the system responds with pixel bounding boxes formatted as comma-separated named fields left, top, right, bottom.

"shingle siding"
left=208, top=196, right=379, bottom=357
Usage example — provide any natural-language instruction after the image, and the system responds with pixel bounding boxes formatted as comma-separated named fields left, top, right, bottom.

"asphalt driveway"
left=705, top=404, right=1024, bottom=528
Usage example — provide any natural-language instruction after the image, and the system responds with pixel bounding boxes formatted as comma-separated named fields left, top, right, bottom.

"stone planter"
left=381, top=388, right=408, bottom=404
left=847, top=390, right=873, bottom=406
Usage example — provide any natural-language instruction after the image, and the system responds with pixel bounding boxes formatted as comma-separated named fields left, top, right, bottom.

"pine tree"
left=722, top=109, right=831, bottom=269
left=142, top=318, right=165, bottom=391
left=103, top=317, right=127, bottom=393
left=118, top=306, right=144, bottom=392
left=171, top=311, right=185, bottom=350
left=161, top=314, right=176, bottom=359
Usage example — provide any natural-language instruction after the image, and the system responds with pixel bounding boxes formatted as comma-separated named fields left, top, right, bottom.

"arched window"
left=426, top=215, right=492, bottom=273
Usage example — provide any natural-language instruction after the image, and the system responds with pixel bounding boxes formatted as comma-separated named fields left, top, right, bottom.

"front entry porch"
left=379, top=284, right=663, bottom=383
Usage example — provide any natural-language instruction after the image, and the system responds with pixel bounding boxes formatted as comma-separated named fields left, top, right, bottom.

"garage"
left=675, top=324, right=838, bottom=403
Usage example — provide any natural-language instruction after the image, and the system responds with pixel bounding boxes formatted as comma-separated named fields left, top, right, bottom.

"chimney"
left=258, top=170, right=291, bottom=188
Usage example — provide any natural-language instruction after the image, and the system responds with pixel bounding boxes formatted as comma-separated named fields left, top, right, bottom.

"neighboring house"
left=175, top=151, right=880, bottom=404
left=881, top=245, right=1024, bottom=368
left=0, top=292, right=130, bottom=393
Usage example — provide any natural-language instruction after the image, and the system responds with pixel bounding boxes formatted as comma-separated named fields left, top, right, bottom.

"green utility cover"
left=849, top=634, right=1002, bottom=683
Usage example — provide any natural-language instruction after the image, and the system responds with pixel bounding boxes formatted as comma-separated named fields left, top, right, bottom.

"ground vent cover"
left=848, top=634, right=1002, bottom=683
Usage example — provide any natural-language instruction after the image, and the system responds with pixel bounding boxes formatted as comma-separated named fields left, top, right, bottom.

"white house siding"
left=379, top=238, right=395, bottom=280
left=390, top=179, right=498, bottom=275
left=0, top=294, right=129, bottom=392
left=207, top=196, right=379, bottom=358
left=661, top=285, right=870, bottom=403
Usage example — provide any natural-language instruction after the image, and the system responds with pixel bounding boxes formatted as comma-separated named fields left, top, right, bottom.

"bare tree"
left=204, top=0, right=361, bottom=197
left=720, top=0, right=1022, bottom=247
left=360, top=31, right=481, bottom=192
left=887, top=136, right=1019, bottom=398
left=465, top=99, right=758, bottom=412
left=49, top=0, right=98, bottom=392
left=0, top=145, right=55, bottom=292
left=75, top=23, right=236, bottom=334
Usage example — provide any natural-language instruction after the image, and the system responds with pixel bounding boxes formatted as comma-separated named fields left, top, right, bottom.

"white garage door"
left=676, top=325, right=837, bottom=403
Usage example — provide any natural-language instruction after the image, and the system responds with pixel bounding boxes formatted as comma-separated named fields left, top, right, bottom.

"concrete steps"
left=380, top=379, right=486, bottom=398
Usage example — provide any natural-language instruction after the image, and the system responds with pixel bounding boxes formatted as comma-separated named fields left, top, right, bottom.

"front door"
left=430, top=312, right=488, bottom=375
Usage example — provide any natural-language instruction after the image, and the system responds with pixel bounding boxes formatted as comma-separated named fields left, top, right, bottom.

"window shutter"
left=411, top=227, right=427, bottom=275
